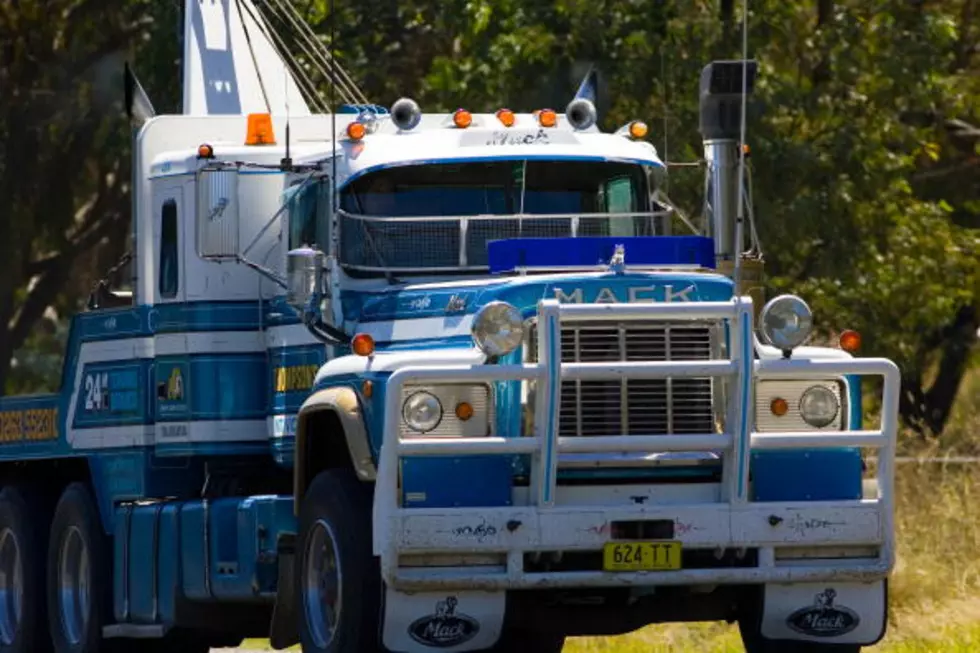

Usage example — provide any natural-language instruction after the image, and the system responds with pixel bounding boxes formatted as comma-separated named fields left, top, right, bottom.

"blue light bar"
left=487, top=236, right=716, bottom=274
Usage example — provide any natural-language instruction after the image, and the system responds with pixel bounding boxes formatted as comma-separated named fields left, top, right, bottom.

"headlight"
left=471, top=301, right=524, bottom=357
left=402, top=391, right=443, bottom=433
left=799, top=385, right=840, bottom=428
left=759, top=294, right=813, bottom=351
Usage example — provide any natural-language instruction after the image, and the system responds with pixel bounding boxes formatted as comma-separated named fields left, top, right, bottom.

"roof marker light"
left=538, top=109, right=557, bottom=128
left=346, top=122, right=366, bottom=140
left=496, top=108, right=515, bottom=127
left=197, top=143, right=214, bottom=159
left=245, top=113, right=276, bottom=145
left=453, top=109, right=472, bottom=128
left=628, top=120, right=648, bottom=139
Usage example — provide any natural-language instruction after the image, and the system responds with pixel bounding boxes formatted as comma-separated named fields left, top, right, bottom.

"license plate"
left=602, top=541, right=682, bottom=572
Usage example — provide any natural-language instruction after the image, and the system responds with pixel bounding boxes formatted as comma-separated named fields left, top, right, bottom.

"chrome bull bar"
left=374, top=297, right=900, bottom=591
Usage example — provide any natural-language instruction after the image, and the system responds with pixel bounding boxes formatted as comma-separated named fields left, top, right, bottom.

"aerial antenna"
left=329, top=0, right=338, bottom=219
left=281, top=62, right=293, bottom=170
left=732, top=0, right=751, bottom=297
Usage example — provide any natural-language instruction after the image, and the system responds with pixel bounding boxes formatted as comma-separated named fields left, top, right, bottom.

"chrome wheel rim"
left=58, top=526, right=90, bottom=645
left=303, top=519, right=343, bottom=648
left=0, top=528, right=23, bottom=645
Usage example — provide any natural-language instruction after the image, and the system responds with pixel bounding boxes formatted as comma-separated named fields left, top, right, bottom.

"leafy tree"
left=2, top=0, right=976, bottom=439
left=0, top=0, right=180, bottom=394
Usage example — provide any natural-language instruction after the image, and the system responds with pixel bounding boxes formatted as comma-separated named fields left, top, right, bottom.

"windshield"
left=339, top=159, right=657, bottom=273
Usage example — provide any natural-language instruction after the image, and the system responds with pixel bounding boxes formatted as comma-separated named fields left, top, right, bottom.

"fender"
left=293, top=386, right=376, bottom=511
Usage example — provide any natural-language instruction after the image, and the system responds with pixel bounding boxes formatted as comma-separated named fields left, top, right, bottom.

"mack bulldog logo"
left=786, top=588, right=860, bottom=637
left=408, top=596, right=480, bottom=647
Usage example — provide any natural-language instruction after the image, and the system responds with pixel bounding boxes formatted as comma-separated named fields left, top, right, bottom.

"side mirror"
left=287, top=246, right=325, bottom=315
left=197, top=168, right=240, bottom=259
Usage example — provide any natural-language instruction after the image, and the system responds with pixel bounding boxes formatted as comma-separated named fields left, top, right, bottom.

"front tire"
left=46, top=484, right=111, bottom=653
left=296, top=469, right=381, bottom=653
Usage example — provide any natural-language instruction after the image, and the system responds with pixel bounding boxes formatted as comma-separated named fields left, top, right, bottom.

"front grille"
left=527, top=322, right=717, bottom=437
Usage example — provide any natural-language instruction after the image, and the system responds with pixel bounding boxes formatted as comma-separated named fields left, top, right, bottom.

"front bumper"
left=373, top=298, right=900, bottom=591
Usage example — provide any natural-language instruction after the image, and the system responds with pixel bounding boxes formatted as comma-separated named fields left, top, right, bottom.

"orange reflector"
left=361, top=380, right=374, bottom=398
left=197, top=143, right=214, bottom=159
left=453, top=109, right=472, bottom=128
left=496, top=108, right=515, bottom=127
left=839, top=330, right=862, bottom=353
left=538, top=109, right=557, bottom=128
left=628, top=120, right=648, bottom=139
left=245, top=113, right=276, bottom=145
left=770, top=397, right=789, bottom=417
left=351, top=333, right=375, bottom=356
left=455, top=402, right=474, bottom=421
left=346, top=122, right=366, bottom=140
left=742, top=143, right=751, bottom=157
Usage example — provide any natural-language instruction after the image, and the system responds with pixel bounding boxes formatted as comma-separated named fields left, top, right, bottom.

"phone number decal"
left=0, top=408, right=59, bottom=443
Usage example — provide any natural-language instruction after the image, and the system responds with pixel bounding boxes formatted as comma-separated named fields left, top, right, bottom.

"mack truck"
left=0, top=2, right=900, bottom=652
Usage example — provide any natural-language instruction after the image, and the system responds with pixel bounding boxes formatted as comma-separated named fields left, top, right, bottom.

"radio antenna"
left=282, top=62, right=293, bottom=170
left=732, top=0, right=751, bottom=296
left=329, top=0, right=338, bottom=218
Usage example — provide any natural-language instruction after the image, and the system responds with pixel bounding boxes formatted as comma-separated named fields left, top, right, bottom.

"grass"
left=234, top=361, right=980, bottom=652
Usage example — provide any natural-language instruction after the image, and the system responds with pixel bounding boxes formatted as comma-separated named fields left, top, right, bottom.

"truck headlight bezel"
left=759, top=294, right=814, bottom=351
left=400, top=384, right=494, bottom=438
left=799, top=385, right=841, bottom=428
left=471, top=301, right=524, bottom=357
left=402, top=390, right=444, bottom=433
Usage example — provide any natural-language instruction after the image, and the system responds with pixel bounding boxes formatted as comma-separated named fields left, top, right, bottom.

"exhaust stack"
left=698, top=60, right=758, bottom=266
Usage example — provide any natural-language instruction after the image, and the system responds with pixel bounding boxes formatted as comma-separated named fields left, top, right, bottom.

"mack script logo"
left=408, top=596, right=480, bottom=648
left=786, top=588, right=860, bottom=637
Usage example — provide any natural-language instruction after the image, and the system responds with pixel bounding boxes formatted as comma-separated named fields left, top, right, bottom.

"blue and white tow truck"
left=0, top=2, right=899, bottom=652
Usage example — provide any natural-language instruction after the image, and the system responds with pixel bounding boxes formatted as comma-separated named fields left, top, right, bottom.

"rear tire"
left=46, top=484, right=111, bottom=653
left=0, top=485, right=52, bottom=653
left=295, top=469, right=382, bottom=653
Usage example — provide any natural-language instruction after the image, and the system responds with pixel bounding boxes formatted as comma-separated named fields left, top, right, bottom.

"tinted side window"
left=159, top=199, right=178, bottom=298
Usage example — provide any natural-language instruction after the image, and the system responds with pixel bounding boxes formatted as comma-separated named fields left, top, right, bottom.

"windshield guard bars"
left=336, top=207, right=685, bottom=273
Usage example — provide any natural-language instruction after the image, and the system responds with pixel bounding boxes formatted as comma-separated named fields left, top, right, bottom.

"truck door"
left=151, top=182, right=191, bottom=447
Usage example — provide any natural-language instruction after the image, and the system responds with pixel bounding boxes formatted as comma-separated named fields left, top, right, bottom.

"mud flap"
left=759, top=580, right=887, bottom=645
left=382, top=588, right=505, bottom=652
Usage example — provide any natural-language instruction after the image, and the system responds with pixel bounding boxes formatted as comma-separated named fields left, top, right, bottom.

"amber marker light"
left=245, top=113, right=276, bottom=145
left=346, top=122, right=366, bottom=140
left=770, top=397, right=789, bottom=417
left=453, top=109, right=473, bottom=128
left=351, top=333, right=375, bottom=356
left=496, top=108, right=515, bottom=127
left=197, top=143, right=214, bottom=159
left=538, top=108, right=557, bottom=127
left=361, top=380, right=374, bottom=398
left=455, top=402, right=474, bottom=421
left=839, top=330, right=862, bottom=353
left=628, top=120, right=648, bottom=139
